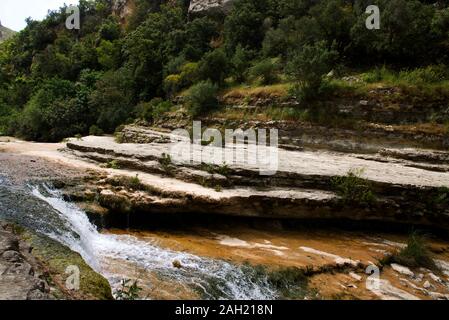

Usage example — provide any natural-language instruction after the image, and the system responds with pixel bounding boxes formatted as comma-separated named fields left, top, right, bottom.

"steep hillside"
left=0, top=0, right=449, bottom=143
left=0, top=21, right=16, bottom=43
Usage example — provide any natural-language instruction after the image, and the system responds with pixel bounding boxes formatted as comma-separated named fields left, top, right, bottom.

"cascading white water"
left=30, top=185, right=277, bottom=300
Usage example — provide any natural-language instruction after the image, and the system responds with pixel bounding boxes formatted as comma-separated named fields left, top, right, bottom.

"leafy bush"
left=135, top=98, right=172, bottom=122
left=331, top=168, right=375, bottom=204
left=248, top=58, right=280, bottom=85
left=89, top=125, right=104, bottom=136
left=185, top=81, right=219, bottom=116
left=285, top=41, right=338, bottom=103
left=163, top=62, right=199, bottom=96
left=114, top=279, right=142, bottom=300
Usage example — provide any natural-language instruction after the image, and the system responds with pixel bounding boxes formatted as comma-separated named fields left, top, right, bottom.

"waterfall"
left=29, top=185, right=276, bottom=300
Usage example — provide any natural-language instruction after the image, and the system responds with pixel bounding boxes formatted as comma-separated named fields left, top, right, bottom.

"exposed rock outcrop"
left=0, top=223, right=50, bottom=300
left=189, top=0, right=235, bottom=14
left=62, top=127, right=449, bottom=230
left=0, top=221, right=113, bottom=300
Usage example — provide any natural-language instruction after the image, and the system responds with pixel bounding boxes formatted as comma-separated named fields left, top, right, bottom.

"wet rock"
left=428, top=272, right=444, bottom=284
left=172, top=260, right=183, bottom=269
left=391, top=264, right=415, bottom=277
left=368, top=279, right=420, bottom=300
left=423, top=281, right=432, bottom=289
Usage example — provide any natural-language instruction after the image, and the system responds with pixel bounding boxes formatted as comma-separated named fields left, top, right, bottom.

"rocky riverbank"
left=1, top=134, right=449, bottom=300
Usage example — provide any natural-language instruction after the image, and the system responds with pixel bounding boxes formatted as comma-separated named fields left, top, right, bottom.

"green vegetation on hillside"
left=1, top=0, right=449, bottom=141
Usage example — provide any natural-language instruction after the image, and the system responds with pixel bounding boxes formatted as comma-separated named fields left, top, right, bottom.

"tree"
left=96, top=40, right=121, bottom=70
left=198, top=49, right=230, bottom=86
left=350, top=0, right=436, bottom=64
left=89, top=68, right=135, bottom=133
left=185, top=80, right=219, bottom=117
left=224, top=0, right=273, bottom=52
left=17, top=78, right=91, bottom=141
left=285, top=41, right=338, bottom=102
left=231, top=45, right=252, bottom=83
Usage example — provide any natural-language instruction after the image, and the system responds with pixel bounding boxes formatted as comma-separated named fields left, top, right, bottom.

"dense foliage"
left=1, top=0, right=449, bottom=141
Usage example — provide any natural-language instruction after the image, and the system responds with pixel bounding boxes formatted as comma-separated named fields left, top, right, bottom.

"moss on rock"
left=19, top=230, right=113, bottom=300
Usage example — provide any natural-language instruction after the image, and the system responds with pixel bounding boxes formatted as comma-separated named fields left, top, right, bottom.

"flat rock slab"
left=67, top=135, right=449, bottom=188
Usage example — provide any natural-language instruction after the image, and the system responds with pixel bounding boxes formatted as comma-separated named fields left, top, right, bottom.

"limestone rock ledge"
left=189, top=0, right=235, bottom=14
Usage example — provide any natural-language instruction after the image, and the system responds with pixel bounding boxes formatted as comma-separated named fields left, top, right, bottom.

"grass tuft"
left=381, top=232, right=439, bottom=272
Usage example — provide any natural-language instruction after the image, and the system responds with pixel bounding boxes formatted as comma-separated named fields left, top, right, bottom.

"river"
left=0, top=178, right=278, bottom=299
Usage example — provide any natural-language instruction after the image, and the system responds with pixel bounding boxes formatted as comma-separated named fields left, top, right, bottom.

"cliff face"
left=188, top=0, right=235, bottom=14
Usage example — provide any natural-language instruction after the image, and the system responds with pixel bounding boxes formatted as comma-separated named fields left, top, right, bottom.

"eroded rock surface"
left=189, top=0, right=235, bottom=14
left=0, top=223, right=50, bottom=300
left=60, top=127, right=449, bottom=229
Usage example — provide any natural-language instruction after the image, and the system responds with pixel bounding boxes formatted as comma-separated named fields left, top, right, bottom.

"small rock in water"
left=172, top=260, right=182, bottom=269
left=423, top=281, right=432, bottom=289
left=391, top=263, right=415, bottom=277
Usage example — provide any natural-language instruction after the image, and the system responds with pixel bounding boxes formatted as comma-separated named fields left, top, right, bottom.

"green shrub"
left=129, top=175, right=142, bottom=189
left=89, top=125, right=104, bottom=136
left=248, top=59, right=280, bottom=85
left=163, top=74, right=182, bottom=97
left=105, top=160, right=120, bottom=169
left=185, top=81, right=219, bottom=117
left=135, top=99, right=172, bottom=122
left=285, top=41, right=338, bottom=103
left=331, top=168, right=375, bottom=204
left=381, top=232, right=438, bottom=272
left=114, top=279, right=142, bottom=300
